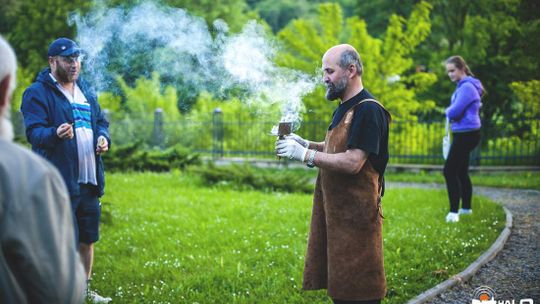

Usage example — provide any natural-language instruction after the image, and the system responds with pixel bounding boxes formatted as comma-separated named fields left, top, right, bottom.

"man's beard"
left=325, top=76, right=348, bottom=101
left=0, top=109, right=14, bottom=141
left=55, top=61, right=78, bottom=83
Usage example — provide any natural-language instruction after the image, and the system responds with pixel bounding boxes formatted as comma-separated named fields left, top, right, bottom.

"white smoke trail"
left=70, top=1, right=316, bottom=125
left=220, top=21, right=316, bottom=124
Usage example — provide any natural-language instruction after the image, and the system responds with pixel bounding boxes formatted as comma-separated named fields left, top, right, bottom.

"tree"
left=275, top=2, right=436, bottom=121
left=115, top=72, right=180, bottom=121
left=247, top=0, right=361, bottom=33
left=331, top=0, right=539, bottom=124
left=352, top=0, right=420, bottom=38
left=165, top=0, right=256, bottom=32
left=415, top=0, right=540, bottom=123
left=1, top=0, right=91, bottom=73
left=250, top=0, right=311, bottom=33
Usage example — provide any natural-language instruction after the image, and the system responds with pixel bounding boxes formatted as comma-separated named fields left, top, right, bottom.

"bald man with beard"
left=276, top=44, right=391, bottom=304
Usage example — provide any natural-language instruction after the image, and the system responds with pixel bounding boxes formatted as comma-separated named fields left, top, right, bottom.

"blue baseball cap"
left=47, top=38, right=81, bottom=57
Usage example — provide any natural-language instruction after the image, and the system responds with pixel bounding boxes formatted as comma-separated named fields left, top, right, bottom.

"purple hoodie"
left=446, top=76, right=483, bottom=132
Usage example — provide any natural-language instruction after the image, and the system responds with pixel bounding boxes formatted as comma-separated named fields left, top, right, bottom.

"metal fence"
left=106, top=109, right=539, bottom=166
left=13, top=109, right=540, bottom=166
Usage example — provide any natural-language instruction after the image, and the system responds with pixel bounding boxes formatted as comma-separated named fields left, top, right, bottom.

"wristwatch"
left=306, top=150, right=317, bottom=168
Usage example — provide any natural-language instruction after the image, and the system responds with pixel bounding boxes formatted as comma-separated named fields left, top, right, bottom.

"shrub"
left=190, top=162, right=313, bottom=193
left=102, top=142, right=200, bottom=172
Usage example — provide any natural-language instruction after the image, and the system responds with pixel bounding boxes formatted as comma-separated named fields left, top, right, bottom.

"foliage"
left=415, top=0, right=540, bottom=123
left=97, top=92, right=122, bottom=119
left=249, top=0, right=311, bottom=33
left=102, top=141, right=200, bottom=172
left=165, top=0, right=256, bottom=32
left=332, top=0, right=540, bottom=124
left=91, top=172, right=505, bottom=303
left=115, top=72, right=180, bottom=121
left=190, top=162, right=313, bottom=193
left=247, top=0, right=360, bottom=33
left=103, top=113, right=538, bottom=166
left=178, top=91, right=281, bottom=152
left=10, top=66, right=34, bottom=116
left=0, top=0, right=91, bottom=73
left=509, top=79, right=540, bottom=117
left=351, top=0, right=420, bottom=38
left=276, top=2, right=437, bottom=121
left=476, top=80, right=540, bottom=164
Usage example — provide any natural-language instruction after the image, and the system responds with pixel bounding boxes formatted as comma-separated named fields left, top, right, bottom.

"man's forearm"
left=311, top=148, right=368, bottom=175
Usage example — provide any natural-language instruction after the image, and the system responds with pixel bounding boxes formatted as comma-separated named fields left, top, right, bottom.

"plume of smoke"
left=220, top=21, right=316, bottom=125
left=70, top=1, right=317, bottom=126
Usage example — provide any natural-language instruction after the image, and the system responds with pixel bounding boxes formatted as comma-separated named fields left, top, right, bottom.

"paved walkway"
left=389, top=182, right=540, bottom=303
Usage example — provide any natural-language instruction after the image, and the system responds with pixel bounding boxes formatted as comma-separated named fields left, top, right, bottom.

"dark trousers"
left=333, top=299, right=381, bottom=304
left=443, top=130, right=481, bottom=213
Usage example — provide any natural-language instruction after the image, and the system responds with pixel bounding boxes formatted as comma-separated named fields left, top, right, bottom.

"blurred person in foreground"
left=275, top=44, right=390, bottom=304
left=20, top=37, right=111, bottom=303
left=0, top=35, right=86, bottom=304
left=443, top=55, right=483, bottom=223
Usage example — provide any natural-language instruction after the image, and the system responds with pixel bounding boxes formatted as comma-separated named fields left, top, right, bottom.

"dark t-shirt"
left=329, top=89, right=390, bottom=177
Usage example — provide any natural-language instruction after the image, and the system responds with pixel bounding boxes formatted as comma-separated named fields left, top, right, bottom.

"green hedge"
left=102, top=142, right=201, bottom=172
left=190, top=163, right=313, bottom=193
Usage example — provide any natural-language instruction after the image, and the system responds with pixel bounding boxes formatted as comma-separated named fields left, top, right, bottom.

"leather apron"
left=302, top=99, right=387, bottom=301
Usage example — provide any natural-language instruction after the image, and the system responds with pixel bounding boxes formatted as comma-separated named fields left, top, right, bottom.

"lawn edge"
left=406, top=206, right=513, bottom=304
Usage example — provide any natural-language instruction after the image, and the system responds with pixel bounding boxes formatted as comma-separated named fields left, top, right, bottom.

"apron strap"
left=377, top=174, right=385, bottom=219
left=353, top=98, right=392, bottom=122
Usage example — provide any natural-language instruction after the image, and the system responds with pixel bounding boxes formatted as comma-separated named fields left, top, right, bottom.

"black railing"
left=13, top=109, right=540, bottom=166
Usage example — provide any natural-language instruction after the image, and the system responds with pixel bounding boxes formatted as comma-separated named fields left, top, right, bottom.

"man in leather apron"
left=276, top=44, right=391, bottom=304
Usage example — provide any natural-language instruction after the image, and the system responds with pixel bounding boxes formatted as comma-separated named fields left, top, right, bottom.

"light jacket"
left=21, top=68, right=110, bottom=197
left=446, top=76, right=483, bottom=132
left=0, top=138, right=86, bottom=304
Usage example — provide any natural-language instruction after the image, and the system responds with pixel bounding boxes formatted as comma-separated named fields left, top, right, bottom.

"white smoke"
left=220, top=21, right=316, bottom=124
left=70, top=1, right=316, bottom=125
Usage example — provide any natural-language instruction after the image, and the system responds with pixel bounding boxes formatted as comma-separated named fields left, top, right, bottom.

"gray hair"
left=338, top=49, right=363, bottom=77
left=0, top=35, right=17, bottom=95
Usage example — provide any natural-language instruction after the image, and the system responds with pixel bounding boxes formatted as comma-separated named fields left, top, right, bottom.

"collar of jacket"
left=35, top=67, right=93, bottom=97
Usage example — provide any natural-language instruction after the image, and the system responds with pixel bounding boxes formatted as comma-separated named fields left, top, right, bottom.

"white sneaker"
left=445, top=212, right=459, bottom=223
left=459, top=208, right=473, bottom=215
left=88, top=290, right=112, bottom=303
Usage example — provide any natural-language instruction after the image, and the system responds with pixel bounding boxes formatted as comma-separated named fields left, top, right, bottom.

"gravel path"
left=388, top=182, right=540, bottom=303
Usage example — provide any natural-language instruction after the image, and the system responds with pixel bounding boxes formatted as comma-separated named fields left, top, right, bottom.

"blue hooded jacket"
left=446, top=76, right=483, bottom=132
left=20, top=68, right=110, bottom=197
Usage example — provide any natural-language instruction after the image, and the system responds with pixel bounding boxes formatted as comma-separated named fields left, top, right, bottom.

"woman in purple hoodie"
left=443, top=55, right=483, bottom=223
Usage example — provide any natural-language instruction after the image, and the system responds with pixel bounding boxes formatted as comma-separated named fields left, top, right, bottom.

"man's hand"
left=96, top=136, right=109, bottom=154
left=276, top=139, right=308, bottom=162
left=286, top=133, right=309, bottom=148
left=56, top=123, right=73, bottom=139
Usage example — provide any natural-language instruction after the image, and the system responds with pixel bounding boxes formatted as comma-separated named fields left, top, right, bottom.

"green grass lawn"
left=90, top=172, right=505, bottom=303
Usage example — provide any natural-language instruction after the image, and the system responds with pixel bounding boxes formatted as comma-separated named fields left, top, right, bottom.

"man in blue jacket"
left=20, top=37, right=111, bottom=303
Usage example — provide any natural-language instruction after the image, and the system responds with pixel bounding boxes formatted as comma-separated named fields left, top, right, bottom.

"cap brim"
left=58, top=47, right=82, bottom=57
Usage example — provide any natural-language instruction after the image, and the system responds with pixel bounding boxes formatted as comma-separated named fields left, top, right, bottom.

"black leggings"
left=443, top=130, right=481, bottom=213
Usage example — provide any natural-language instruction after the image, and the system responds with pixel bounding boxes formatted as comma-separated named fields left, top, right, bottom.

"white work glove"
left=286, top=133, right=309, bottom=148
left=275, top=139, right=308, bottom=162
